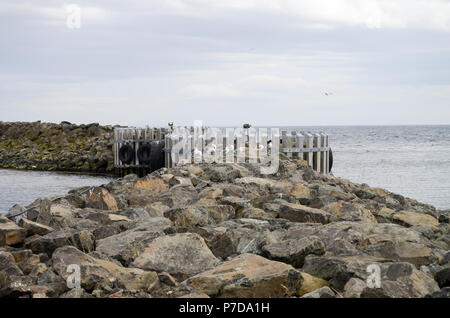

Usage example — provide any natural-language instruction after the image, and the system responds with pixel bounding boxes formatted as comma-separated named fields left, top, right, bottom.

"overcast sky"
left=1, top=0, right=450, bottom=127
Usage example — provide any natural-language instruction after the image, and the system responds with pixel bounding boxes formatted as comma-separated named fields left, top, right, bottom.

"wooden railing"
left=113, top=127, right=331, bottom=174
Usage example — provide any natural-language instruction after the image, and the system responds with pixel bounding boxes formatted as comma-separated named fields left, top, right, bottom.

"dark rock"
left=434, top=267, right=450, bottom=288
left=426, top=287, right=450, bottom=298
left=262, top=236, right=325, bottom=268
left=25, top=229, right=95, bottom=257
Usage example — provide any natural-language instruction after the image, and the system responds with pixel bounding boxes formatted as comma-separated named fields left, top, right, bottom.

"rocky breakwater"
left=0, top=156, right=449, bottom=298
left=0, top=121, right=115, bottom=173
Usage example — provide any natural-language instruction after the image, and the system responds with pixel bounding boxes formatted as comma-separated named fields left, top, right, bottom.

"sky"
left=1, top=0, right=450, bottom=127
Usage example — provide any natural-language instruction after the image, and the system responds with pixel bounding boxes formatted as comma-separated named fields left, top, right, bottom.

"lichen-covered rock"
left=0, top=121, right=115, bottom=173
left=302, top=256, right=440, bottom=297
left=362, top=241, right=437, bottom=266
left=297, top=272, right=329, bottom=296
left=19, top=218, right=54, bottom=237
left=262, top=236, right=325, bottom=268
left=83, top=187, right=118, bottom=211
left=25, top=228, right=95, bottom=256
left=392, top=210, right=439, bottom=227
left=184, top=253, right=303, bottom=297
left=0, top=216, right=26, bottom=246
left=52, top=246, right=144, bottom=292
left=343, top=277, right=366, bottom=298
left=164, top=205, right=235, bottom=228
left=95, top=217, right=172, bottom=266
left=131, top=233, right=220, bottom=280
left=279, top=202, right=331, bottom=224
left=301, top=286, right=336, bottom=298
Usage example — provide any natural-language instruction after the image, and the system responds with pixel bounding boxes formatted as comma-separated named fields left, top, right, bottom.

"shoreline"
left=0, top=121, right=116, bottom=175
left=0, top=157, right=449, bottom=298
left=0, top=166, right=115, bottom=178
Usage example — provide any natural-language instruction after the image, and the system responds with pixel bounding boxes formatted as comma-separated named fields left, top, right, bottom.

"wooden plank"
left=320, top=133, right=326, bottom=173
left=113, top=129, right=118, bottom=168
left=281, top=131, right=292, bottom=158
left=304, top=132, right=313, bottom=167
left=296, top=131, right=304, bottom=161
left=312, top=134, right=318, bottom=172
left=134, top=128, right=140, bottom=167
left=248, top=127, right=257, bottom=163
left=324, top=133, right=329, bottom=174
left=236, top=128, right=245, bottom=163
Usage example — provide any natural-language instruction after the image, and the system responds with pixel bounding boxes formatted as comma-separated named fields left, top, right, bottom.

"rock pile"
left=1, top=156, right=449, bottom=298
left=0, top=121, right=115, bottom=173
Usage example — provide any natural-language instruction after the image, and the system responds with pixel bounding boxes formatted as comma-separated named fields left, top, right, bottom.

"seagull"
left=324, top=92, right=333, bottom=96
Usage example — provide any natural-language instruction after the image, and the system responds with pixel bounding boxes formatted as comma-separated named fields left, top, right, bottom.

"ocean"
left=0, top=170, right=112, bottom=214
left=0, top=125, right=449, bottom=213
left=291, top=125, right=450, bottom=210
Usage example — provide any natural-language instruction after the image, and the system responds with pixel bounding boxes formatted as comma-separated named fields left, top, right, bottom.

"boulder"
left=297, top=272, right=329, bottom=297
left=116, top=271, right=159, bottom=292
left=18, top=254, right=41, bottom=275
left=434, top=267, right=450, bottom=288
left=19, top=218, right=54, bottom=236
left=285, top=221, right=431, bottom=255
left=184, top=253, right=303, bottom=297
left=392, top=210, right=439, bottom=227
left=95, top=217, right=172, bottom=266
left=52, top=246, right=143, bottom=292
left=289, top=183, right=312, bottom=204
left=217, top=196, right=252, bottom=216
left=240, top=207, right=275, bottom=219
left=234, top=177, right=276, bottom=188
left=25, top=229, right=95, bottom=256
left=301, top=286, right=336, bottom=298
left=262, top=236, right=325, bottom=268
left=192, top=219, right=280, bottom=259
left=134, top=177, right=169, bottom=194
left=131, top=233, right=220, bottom=280
left=302, top=256, right=440, bottom=297
left=279, top=202, right=331, bottom=224
left=323, top=201, right=377, bottom=223
left=60, top=288, right=94, bottom=298
left=164, top=205, right=235, bottom=229
left=343, top=277, right=366, bottom=298
left=83, top=187, right=118, bottom=211
left=0, top=276, right=33, bottom=297
left=360, top=262, right=440, bottom=298
left=362, top=241, right=437, bottom=266
left=0, top=216, right=26, bottom=246
left=145, top=202, right=170, bottom=218
left=426, top=287, right=450, bottom=298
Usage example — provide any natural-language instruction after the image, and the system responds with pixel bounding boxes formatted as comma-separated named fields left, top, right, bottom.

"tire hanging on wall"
left=119, top=144, right=135, bottom=164
left=137, top=143, right=152, bottom=164
left=329, top=148, right=333, bottom=172
left=149, top=140, right=165, bottom=172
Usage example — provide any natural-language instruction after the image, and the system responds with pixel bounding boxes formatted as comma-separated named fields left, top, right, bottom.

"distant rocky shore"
left=1, top=156, right=449, bottom=298
left=0, top=121, right=116, bottom=174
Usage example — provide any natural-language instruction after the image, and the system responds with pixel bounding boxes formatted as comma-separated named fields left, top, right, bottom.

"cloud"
left=160, top=0, right=450, bottom=31
left=0, top=0, right=449, bottom=126
left=180, top=83, right=241, bottom=99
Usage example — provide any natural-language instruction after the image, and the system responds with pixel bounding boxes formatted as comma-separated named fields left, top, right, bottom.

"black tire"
left=137, top=144, right=152, bottom=164
left=119, top=144, right=135, bottom=164
left=149, top=140, right=165, bottom=172
left=329, top=148, right=333, bottom=172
